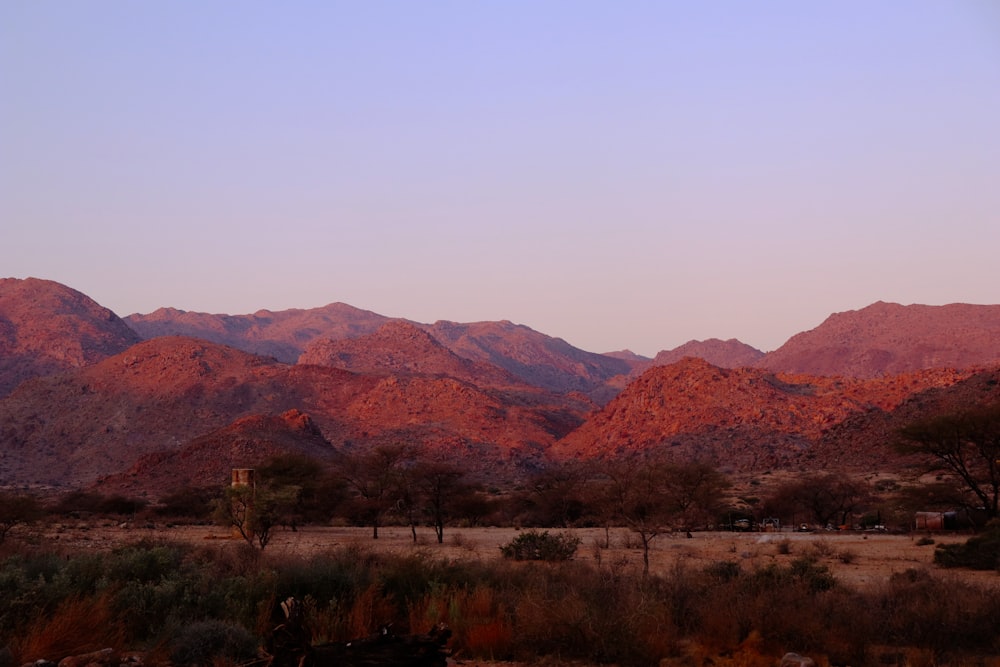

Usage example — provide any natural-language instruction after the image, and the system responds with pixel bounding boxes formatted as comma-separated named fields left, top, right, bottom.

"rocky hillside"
left=758, top=301, right=1000, bottom=377
left=813, top=366, right=1000, bottom=472
left=126, top=305, right=630, bottom=400
left=0, top=336, right=586, bottom=495
left=554, top=357, right=974, bottom=472
left=299, top=320, right=525, bottom=388
left=424, top=320, right=631, bottom=399
left=0, top=277, right=141, bottom=397
left=7, top=279, right=1000, bottom=497
left=96, top=408, right=341, bottom=497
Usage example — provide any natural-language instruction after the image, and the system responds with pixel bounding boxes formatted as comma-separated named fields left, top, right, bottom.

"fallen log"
left=266, top=598, right=451, bottom=667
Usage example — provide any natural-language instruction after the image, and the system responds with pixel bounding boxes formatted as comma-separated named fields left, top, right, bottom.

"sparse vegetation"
left=933, top=522, right=1000, bottom=570
left=837, top=549, right=857, bottom=564
left=0, top=492, right=44, bottom=544
left=2, top=533, right=999, bottom=666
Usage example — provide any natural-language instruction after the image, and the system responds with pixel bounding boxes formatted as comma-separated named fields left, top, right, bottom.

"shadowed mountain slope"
left=126, top=305, right=629, bottom=400
left=0, top=277, right=141, bottom=397
left=96, top=408, right=340, bottom=497
left=425, top=320, right=631, bottom=400
left=813, top=366, right=1000, bottom=471
left=299, top=320, right=525, bottom=388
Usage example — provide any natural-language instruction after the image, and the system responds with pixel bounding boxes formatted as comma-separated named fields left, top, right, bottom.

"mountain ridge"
left=4, top=277, right=1000, bottom=498
left=0, top=277, right=141, bottom=397
left=757, top=301, right=1000, bottom=377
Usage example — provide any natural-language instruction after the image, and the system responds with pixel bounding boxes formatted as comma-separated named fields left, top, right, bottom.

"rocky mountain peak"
left=0, top=277, right=141, bottom=396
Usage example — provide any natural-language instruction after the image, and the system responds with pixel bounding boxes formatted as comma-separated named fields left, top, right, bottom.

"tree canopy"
left=897, top=403, right=1000, bottom=522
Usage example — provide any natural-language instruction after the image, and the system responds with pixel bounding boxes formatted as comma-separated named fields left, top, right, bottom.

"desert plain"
left=37, top=522, right=1000, bottom=590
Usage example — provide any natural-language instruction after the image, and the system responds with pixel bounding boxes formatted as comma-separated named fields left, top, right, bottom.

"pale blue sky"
left=3, top=2, right=999, bottom=355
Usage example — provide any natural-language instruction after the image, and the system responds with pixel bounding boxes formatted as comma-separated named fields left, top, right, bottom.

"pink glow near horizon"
left=2, top=2, right=999, bottom=356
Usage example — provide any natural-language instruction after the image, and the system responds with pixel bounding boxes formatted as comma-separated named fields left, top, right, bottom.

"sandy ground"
left=35, top=522, right=1000, bottom=590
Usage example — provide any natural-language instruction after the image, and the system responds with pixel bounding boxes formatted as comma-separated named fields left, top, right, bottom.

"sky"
left=2, top=2, right=999, bottom=356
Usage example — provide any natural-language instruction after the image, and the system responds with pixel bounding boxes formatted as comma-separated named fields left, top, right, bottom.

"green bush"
left=702, top=560, right=741, bottom=582
left=499, top=530, right=580, bottom=561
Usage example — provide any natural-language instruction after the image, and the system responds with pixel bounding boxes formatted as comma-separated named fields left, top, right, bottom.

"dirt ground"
left=35, top=522, right=1000, bottom=590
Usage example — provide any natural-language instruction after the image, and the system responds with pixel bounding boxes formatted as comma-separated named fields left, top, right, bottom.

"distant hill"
left=127, top=304, right=631, bottom=401
left=757, top=301, right=1000, bottom=377
left=299, top=320, right=526, bottom=388
left=0, top=277, right=141, bottom=397
left=424, top=320, right=631, bottom=399
left=649, top=338, right=764, bottom=370
left=7, top=278, right=1000, bottom=496
left=125, top=303, right=391, bottom=363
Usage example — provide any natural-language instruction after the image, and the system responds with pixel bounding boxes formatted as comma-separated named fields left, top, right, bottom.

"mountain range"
left=2, top=276, right=999, bottom=498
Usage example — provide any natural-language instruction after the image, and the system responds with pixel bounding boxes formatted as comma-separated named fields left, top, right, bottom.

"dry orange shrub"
left=12, top=592, right=127, bottom=664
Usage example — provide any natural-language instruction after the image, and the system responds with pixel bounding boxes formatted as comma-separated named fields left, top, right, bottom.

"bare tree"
left=415, top=460, right=470, bottom=544
left=341, top=444, right=415, bottom=539
left=601, top=456, right=671, bottom=575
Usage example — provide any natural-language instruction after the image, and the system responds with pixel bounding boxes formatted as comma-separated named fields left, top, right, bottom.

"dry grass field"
left=8, top=521, right=1000, bottom=666
left=39, top=521, right=1000, bottom=590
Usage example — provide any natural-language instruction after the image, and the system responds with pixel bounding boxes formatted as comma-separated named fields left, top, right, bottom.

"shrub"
left=877, top=568, right=1000, bottom=657
left=933, top=526, right=1000, bottom=570
left=499, top=530, right=580, bottom=561
left=915, top=536, right=935, bottom=546
left=809, top=540, right=834, bottom=557
left=169, top=620, right=258, bottom=667
left=11, top=593, right=125, bottom=664
left=788, top=557, right=837, bottom=592
left=702, top=560, right=741, bottom=582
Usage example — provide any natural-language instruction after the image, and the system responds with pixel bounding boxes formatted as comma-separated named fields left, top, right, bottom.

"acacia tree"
left=341, top=444, right=414, bottom=539
left=601, top=456, right=671, bottom=575
left=256, top=453, right=346, bottom=529
left=415, top=460, right=472, bottom=544
left=767, top=473, right=869, bottom=528
left=661, top=460, right=730, bottom=537
left=215, top=482, right=300, bottom=550
left=524, top=460, right=592, bottom=528
left=897, top=403, right=1000, bottom=521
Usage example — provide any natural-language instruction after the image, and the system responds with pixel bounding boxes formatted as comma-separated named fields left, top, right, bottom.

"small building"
left=914, top=511, right=959, bottom=531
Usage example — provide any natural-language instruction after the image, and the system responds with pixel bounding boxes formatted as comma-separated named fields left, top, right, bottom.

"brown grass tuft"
left=12, top=592, right=127, bottom=664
